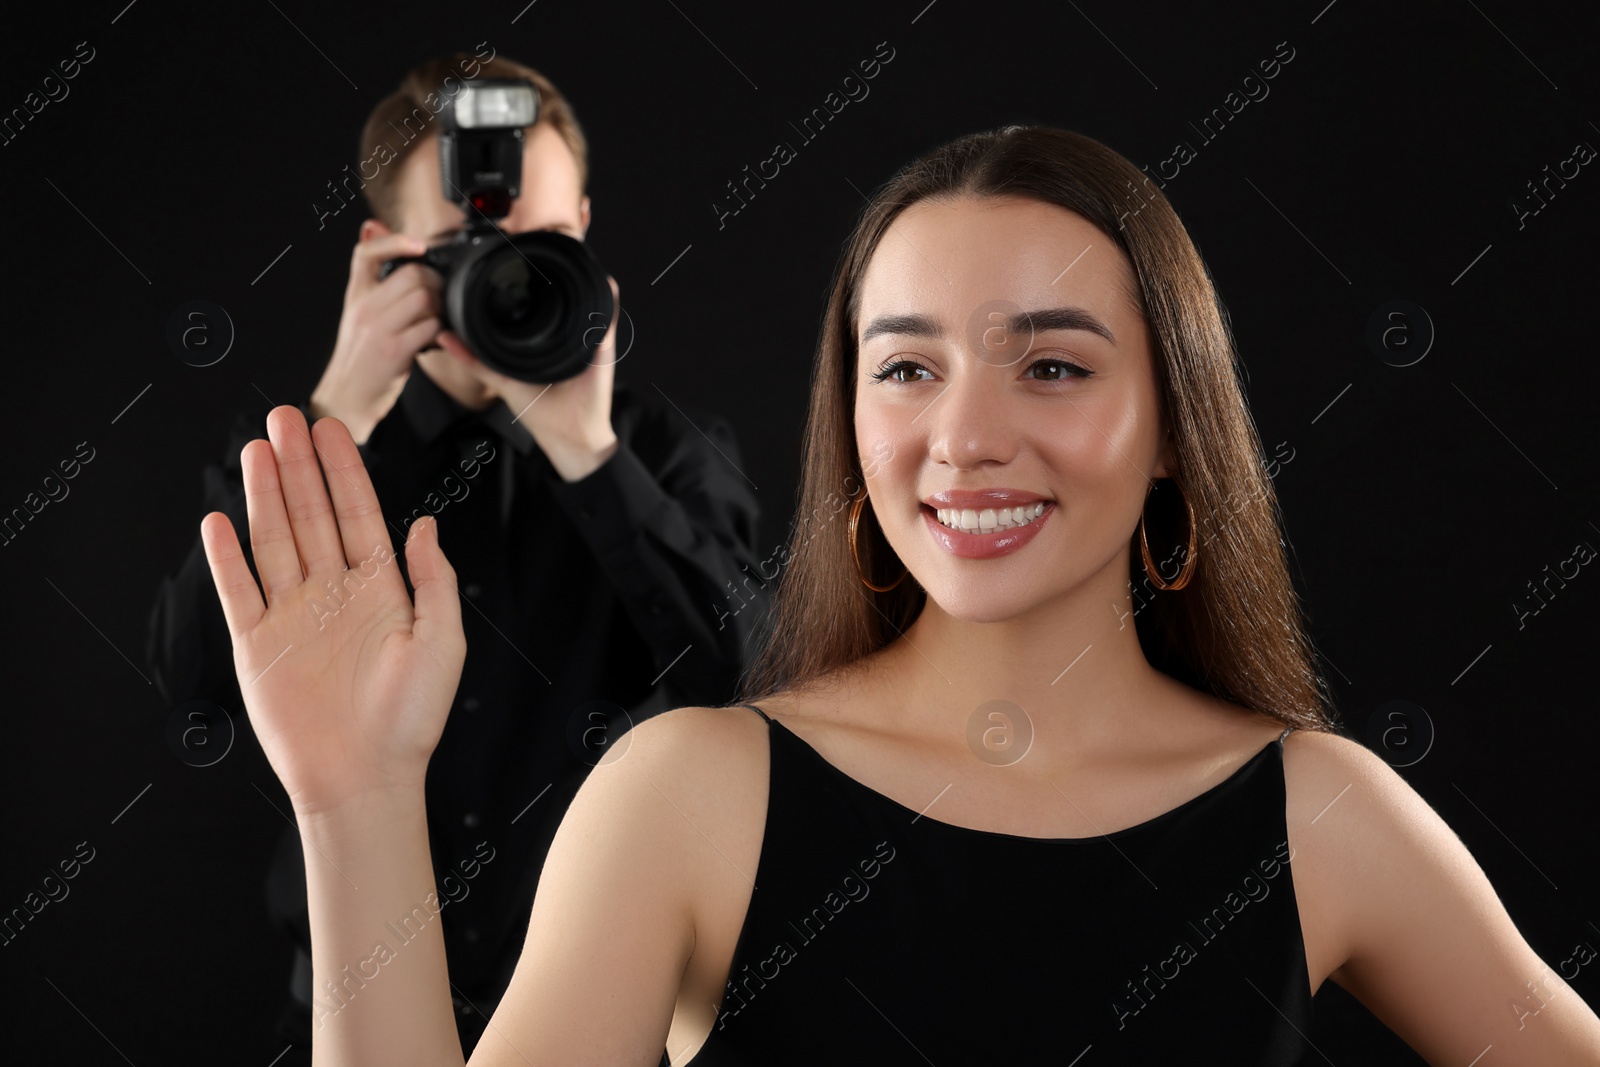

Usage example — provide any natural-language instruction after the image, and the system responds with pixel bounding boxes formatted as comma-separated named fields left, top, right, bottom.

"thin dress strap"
left=1278, top=725, right=1294, bottom=743
left=740, top=703, right=774, bottom=724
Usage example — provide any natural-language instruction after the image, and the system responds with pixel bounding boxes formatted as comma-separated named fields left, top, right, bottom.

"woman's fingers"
left=242, top=436, right=309, bottom=606
left=404, top=516, right=465, bottom=661
left=310, top=414, right=400, bottom=588
left=217, top=406, right=403, bottom=640
left=265, top=406, right=351, bottom=581
left=199, top=510, right=264, bottom=639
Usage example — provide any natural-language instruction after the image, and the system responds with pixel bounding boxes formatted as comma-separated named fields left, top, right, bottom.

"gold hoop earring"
left=847, top=493, right=907, bottom=592
left=1139, top=478, right=1197, bottom=592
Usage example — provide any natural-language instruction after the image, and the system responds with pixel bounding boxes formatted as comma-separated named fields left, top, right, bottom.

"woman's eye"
left=868, top=357, right=1092, bottom=384
left=868, top=360, right=932, bottom=384
left=1026, top=358, right=1092, bottom=382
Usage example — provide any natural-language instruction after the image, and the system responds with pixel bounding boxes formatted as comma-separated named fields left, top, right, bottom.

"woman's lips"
left=920, top=502, right=1053, bottom=559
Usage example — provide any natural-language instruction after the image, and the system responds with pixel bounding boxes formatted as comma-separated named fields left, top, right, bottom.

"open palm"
left=199, top=406, right=466, bottom=816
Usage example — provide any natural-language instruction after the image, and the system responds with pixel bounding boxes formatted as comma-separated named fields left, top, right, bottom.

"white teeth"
left=934, top=501, right=1046, bottom=532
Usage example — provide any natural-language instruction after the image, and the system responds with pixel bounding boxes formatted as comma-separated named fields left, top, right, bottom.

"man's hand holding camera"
left=435, top=272, right=622, bottom=483
left=317, top=77, right=624, bottom=481
left=309, top=231, right=443, bottom=447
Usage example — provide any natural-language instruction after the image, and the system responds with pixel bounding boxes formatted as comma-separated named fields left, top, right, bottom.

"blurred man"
left=146, top=50, right=767, bottom=1060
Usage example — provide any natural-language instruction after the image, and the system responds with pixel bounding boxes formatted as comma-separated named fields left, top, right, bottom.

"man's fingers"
left=585, top=276, right=622, bottom=369
left=346, top=234, right=429, bottom=307
left=397, top=315, right=443, bottom=358
left=310, top=414, right=400, bottom=590
left=200, top=511, right=265, bottom=638
left=351, top=233, right=428, bottom=284
left=436, top=329, right=470, bottom=362
left=378, top=279, right=440, bottom=334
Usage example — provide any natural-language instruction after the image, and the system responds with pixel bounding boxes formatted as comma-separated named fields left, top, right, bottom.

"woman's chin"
left=919, top=581, right=1046, bottom=626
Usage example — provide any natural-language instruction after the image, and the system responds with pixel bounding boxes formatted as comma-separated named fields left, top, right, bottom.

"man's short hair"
left=358, top=51, right=590, bottom=230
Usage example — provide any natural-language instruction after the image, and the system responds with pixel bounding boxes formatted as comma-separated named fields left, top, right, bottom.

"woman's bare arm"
left=202, top=406, right=471, bottom=1064
left=202, top=406, right=714, bottom=1066
left=465, top=704, right=755, bottom=1065
left=294, top=789, right=460, bottom=1065
left=294, top=705, right=714, bottom=1067
left=1284, top=731, right=1600, bottom=1064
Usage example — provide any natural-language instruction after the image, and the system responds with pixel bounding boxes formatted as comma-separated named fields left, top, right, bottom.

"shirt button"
left=463, top=582, right=482, bottom=598
left=464, top=928, right=480, bottom=944
left=463, top=812, right=480, bottom=828
left=463, top=696, right=480, bottom=711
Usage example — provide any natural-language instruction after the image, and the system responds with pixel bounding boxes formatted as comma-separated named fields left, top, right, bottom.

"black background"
left=2, top=0, right=1597, bottom=1062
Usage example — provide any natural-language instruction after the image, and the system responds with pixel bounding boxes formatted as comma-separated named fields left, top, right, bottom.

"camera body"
left=379, top=77, right=614, bottom=384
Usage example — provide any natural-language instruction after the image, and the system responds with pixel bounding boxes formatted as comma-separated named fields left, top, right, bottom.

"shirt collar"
left=398, top=363, right=539, bottom=457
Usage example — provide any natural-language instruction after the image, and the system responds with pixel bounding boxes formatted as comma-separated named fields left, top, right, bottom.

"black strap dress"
left=665, top=703, right=1312, bottom=1065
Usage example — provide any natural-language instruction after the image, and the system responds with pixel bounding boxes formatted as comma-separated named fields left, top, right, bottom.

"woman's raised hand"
left=200, top=406, right=466, bottom=817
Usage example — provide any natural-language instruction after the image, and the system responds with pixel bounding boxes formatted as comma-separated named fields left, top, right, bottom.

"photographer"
left=144, top=51, right=767, bottom=1060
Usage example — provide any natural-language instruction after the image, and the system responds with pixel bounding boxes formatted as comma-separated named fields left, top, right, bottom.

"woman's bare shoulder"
left=1274, top=725, right=1478, bottom=886
left=479, top=705, right=784, bottom=1064
left=613, top=704, right=777, bottom=784
left=1274, top=726, right=1449, bottom=973
left=1278, top=727, right=1394, bottom=817
left=567, top=705, right=778, bottom=928
left=1273, top=727, right=1600, bottom=1059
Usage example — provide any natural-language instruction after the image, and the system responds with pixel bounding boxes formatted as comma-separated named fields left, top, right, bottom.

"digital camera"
left=379, top=77, right=614, bottom=384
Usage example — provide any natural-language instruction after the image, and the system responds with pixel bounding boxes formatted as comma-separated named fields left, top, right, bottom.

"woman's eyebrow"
left=860, top=306, right=1116, bottom=346
left=860, top=312, right=940, bottom=343
left=1022, top=306, right=1117, bottom=346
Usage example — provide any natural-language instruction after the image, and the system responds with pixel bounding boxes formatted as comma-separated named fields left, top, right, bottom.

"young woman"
left=201, top=126, right=1600, bottom=1065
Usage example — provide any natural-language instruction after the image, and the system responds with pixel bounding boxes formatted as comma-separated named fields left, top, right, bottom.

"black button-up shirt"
left=146, top=365, right=769, bottom=1051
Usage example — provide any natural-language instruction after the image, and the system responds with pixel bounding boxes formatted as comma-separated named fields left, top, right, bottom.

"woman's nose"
left=925, top=364, right=1021, bottom=469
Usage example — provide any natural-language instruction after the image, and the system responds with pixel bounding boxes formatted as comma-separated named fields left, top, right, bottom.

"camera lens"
left=482, top=252, right=562, bottom=343
left=448, top=230, right=613, bottom=384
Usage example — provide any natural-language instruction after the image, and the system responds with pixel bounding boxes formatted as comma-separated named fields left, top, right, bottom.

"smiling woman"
left=746, top=127, right=1326, bottom=719
left=200, top=123, right=1600, bottom=1067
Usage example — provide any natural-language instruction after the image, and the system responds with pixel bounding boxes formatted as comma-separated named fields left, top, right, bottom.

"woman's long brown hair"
left=735, top=125, right=1339, bottom=735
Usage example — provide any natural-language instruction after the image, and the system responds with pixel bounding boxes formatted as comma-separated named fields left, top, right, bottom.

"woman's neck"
left=866, top=561, right=1182, bottom=754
